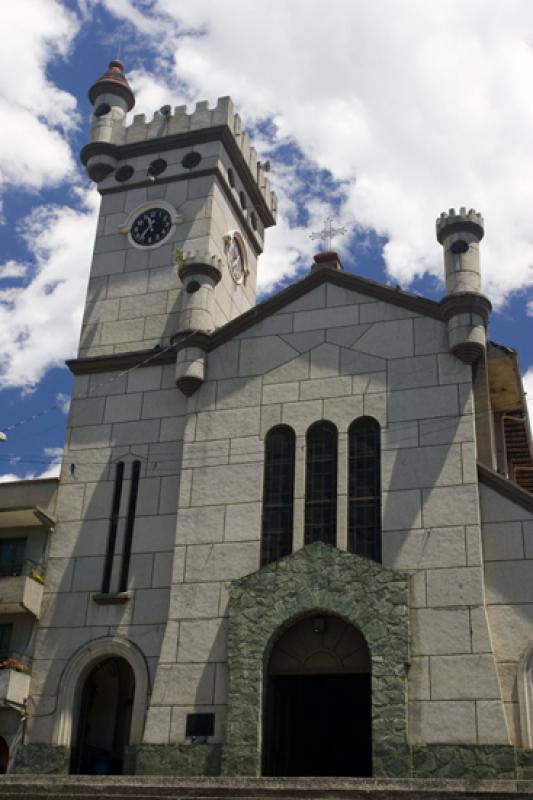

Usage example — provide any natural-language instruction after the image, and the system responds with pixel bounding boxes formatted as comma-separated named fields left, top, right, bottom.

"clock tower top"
left=77, top=61, right=277, bottom=395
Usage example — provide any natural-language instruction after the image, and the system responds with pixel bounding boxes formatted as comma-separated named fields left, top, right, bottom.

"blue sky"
left=0, top=0, right=532, bottom=480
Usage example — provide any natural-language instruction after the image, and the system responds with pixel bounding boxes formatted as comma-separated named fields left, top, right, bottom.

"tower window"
left=227, top=168, right=235, bottom=187
left=261, top=425, right=295, bottom=566
left=94, top=103, right=111, bottom=117
left=251, top=212, right=258, bottom=231
left=305, top=421, right=337, bottom=547
left=119, top=460, right=141, bottom=592
left=239, top=191, right=247, bottom=210
left=147, top=158, right=167, bottom=177
left=348, top=417, right=381, bottom=562
left=115, top=165, right=134, bottom=183
left=182, top=151, right=202, bottom=170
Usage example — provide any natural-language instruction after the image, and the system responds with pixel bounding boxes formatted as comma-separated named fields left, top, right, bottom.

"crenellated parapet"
left=83, top=89, right=277, bottom=225
left=436, top=207, right=484, bottom=245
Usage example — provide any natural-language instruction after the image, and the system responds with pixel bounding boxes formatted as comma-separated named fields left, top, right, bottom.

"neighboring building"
left=0, top=478, right=56, bottom=773
left=3, top=59, right=533, bottom=779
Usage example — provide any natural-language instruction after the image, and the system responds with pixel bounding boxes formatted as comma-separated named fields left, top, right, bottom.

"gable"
left=207, top=266, right=442, bottom=352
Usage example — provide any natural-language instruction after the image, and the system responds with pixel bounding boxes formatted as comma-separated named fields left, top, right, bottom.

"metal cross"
left=310, top=217, right=346, bottom=251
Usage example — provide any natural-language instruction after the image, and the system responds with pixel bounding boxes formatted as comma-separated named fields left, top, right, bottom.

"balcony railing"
left=0, top=559, right=45, bottom=582
left=0, top=562, right=45, bottom=617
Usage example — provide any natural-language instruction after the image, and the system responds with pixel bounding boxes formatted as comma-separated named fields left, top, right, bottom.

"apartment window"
left=0, top=539, right=26, bottom=578
left=0, top=625, right=12, bottom=659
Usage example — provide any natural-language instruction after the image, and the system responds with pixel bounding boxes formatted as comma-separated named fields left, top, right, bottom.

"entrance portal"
left=263, top=615, right=371, bottom=777
left=0, top=736, right=8, bottom=773
left=71, top=657, right=135, bottom=775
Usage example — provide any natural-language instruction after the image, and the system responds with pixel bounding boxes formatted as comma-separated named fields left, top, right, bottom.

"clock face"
left=226, top=235, right=245, bottom=284
left=131, top=208, right=172, bottom=247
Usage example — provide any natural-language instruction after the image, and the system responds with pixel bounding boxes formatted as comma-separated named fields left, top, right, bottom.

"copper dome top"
left=88, top=59, right=135, bottom=111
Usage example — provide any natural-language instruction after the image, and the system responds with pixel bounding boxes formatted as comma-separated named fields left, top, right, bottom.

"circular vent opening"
left=94, top=103, right=111, bottom=117
left=115, top=165, right=134, bottom=182
left=182, top=152, right=202, bottom=170
left=148, top=158, right=168, bottom=177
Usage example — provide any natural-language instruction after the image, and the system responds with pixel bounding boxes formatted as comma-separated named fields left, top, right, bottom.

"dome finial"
left=88, top=58, right=135, bottom=111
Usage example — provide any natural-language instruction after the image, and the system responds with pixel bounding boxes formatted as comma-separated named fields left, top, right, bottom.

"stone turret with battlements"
left=437, top=207, right=491, bottom=364
left=78, top=61, right=277, bottom=395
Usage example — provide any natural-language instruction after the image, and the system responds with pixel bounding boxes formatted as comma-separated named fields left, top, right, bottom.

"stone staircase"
left=1, top=778, right=533, bottom=800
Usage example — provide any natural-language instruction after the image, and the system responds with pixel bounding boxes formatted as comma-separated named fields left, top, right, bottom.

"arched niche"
left=222, top=541, right=409, bottom=778
left=0, top=707, right=23, bottom=773
left=53, top=636, right=149, bottom=752
left=263, top=614, right=372, bottom=776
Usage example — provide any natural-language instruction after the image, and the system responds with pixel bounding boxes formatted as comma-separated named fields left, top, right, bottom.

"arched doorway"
left=71, top=657, right=135, bottom=775
left=0, top=736, right=9, bottom=773
left=263, top=614, right=372, bottom=777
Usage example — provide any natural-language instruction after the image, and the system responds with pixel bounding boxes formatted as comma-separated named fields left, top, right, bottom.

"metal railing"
left=0, top=559, right=45, bottom=581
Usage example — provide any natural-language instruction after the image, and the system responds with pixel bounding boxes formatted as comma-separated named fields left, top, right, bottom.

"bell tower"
left=80, top=60, right=277, bottom=392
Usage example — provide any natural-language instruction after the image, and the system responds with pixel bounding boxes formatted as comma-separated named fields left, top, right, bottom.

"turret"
left=77, top=62, right=277, bottom=399
left=85, top=59, right=135, bottom=181
left=437, top=207, right=491, bottom=364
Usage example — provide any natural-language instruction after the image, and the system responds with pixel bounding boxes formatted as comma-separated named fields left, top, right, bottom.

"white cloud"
left=523, top=368, right=533, bottom=424
left=0, top=465, right=60, bottom=483
left=0, top=189, right=99, bottom=389
left=0, top=262, right=27, bottom=280
left=43, top=447, right=64, bottom=459
left=0, top=445, right=62, bottom=483
left=0, top=0, right=79, bottom=199
left=103, top=0, right=533, bottom=306
left=56, top=393, right=71, bottom=415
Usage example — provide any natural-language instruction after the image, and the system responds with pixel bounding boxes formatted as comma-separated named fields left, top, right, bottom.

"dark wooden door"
left=263, top=673, right=372, bottom=777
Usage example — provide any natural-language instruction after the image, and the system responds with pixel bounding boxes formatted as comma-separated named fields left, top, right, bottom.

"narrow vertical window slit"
left=119, top=460, right=141, bottom=592
left=304, top=421, right=338, bottom=546
left=102, top=461, right=124, bottom=594
left=348, top=417, right=381, bottom=562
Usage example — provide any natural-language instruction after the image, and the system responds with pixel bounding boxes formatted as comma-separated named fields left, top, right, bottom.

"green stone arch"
left=221, top=542, right=410, bottom=778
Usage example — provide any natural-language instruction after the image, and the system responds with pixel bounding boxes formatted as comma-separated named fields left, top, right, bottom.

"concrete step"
left=1, top=778, right=533, bottom=800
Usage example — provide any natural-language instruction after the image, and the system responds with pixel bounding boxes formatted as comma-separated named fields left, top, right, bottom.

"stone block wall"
left=146, top=279, right=508, bottom=752
left=480, top=481, right=533, bottom=747
left=25, top=365, right=187, bottom=745
left=81, top=141, right=260, bottom=358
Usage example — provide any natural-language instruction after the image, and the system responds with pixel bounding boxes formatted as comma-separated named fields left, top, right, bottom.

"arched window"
left=305, top=421, right=337, bottom=546
left=348, top=417, right=381, bottom=562
left=261, top=426, right=296, bottom=566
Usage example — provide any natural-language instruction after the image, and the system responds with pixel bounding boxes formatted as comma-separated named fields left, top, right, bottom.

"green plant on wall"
left=174, top=247, right=185, bottom=266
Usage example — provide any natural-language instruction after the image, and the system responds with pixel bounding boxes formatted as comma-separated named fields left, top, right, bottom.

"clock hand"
left=139, top=218, right=155, bottom=241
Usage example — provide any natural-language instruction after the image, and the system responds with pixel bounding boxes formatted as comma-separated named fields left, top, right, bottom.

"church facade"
left=1, top=59, right=533, bottom=779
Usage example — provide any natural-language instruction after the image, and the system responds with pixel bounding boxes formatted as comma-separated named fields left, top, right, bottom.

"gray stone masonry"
left=145, top=281, right=508, bottom=752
